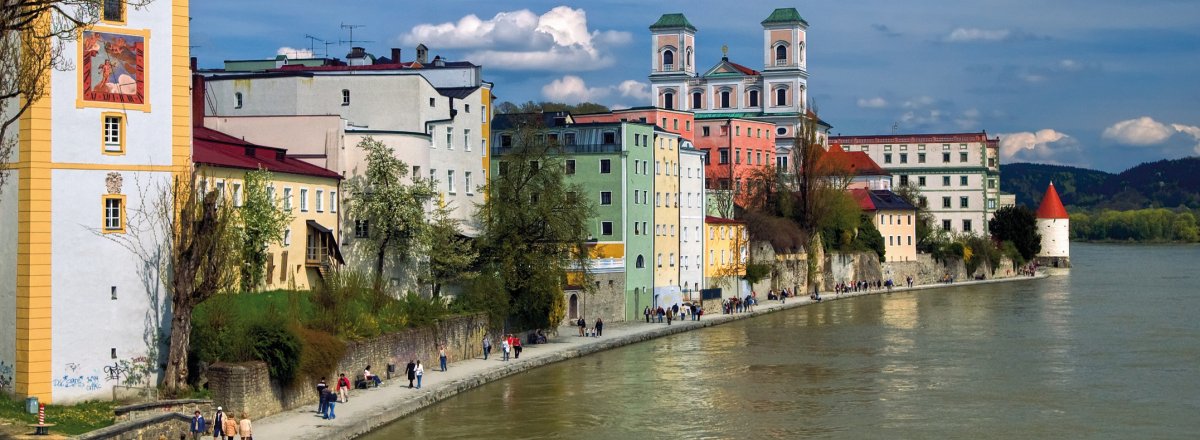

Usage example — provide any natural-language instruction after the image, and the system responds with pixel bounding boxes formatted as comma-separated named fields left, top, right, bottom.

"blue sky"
left=192, top=0, right=1200, bottom=172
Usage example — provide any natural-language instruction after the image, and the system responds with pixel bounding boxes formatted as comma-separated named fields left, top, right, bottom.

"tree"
left=424, top=200, right=477, bottom=297
left=346, top=137, right=436, bottom=291
left=495, top=100, right=610, bottom=115
left=476, top=124, right=594, bottom=331
left=989, top=205, right=1041, bottom=261
left=1, top=1, right=151, bottom=197
left=893, top=182, right=936, bottom=249
left=784, top=112, right=851, bottom=293
left=236, top=169, right=292, bottom=292
left=165, top=175, right=241, bottom=394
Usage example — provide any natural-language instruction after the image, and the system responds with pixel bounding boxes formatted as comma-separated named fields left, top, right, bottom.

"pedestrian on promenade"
left=644, top=306, right=651, bottom=323
left=315, top=378, right=328, bottom=413
left=415, top=361, right=424, bottom=389
left=238, top=412, right=253, bottom=440
left=595, top=317, right=604, bottom=337
left=513, top=335, right=523, bottom=359
left=189, top=410, right=206, bottom=440
left=578, top=317, right=586, bottom=336
left=666, top=308, right=672, bottom=325
left=439, top=345, right=448, bottom=372
left=336, top=373, right=351, bottom=403
left=212, top=407, right=226, bottom=439
left=220, top=409, right=238, bottom=439
left=483, top=335, right=492, bottom=360
left=323, top=388, right=337, bottom=419
left=405, top=360, right=416, bottom=388
left=502, top=336, right=511, bottom=361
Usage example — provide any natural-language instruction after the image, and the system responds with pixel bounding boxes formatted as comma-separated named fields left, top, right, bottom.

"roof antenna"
left=303, top=34, right=327, bottom=58
left=339, top=23, right=374, bottom=47
left=891, top=121, right=899, bottom=134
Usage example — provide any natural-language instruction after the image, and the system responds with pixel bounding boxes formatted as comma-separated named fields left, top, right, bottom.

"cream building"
left=0, top=1, right=191, bottom=402
left=853, top=189, right=918, bottom=263
left=653, top=130, right=682, bottom=306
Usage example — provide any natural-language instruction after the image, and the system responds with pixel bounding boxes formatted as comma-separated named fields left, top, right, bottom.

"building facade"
left=852, top=189, right=918, bottom=263
left=1, top=0, right=191, bottom=403
left=679, top=147, right=707, bottom=299
left=704, top=216, right=748, bottom=299
left=829, top=132, right=1002, bottom=235
left=652, top=130, right=683, bottom=307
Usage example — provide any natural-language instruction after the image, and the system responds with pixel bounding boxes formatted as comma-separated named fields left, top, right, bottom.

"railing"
left=662, top=64, right=674, bottom=72
left=775, top=59, right=788, bottom=66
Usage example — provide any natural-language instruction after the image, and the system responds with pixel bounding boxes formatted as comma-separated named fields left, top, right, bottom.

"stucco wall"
left=208, top=313, right=489, bottom=419
left=0, top=172, right=17, bottom=395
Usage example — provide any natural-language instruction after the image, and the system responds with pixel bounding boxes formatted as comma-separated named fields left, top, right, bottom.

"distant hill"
left=1003, top=157, right=1200, bottom=210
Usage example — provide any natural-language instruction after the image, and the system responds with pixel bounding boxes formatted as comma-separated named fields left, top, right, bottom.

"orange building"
left=693, top=118, right=777, bottom=200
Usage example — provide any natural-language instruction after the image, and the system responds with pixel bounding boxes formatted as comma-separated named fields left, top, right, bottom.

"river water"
left=363, top=244, right=1200, bottom=439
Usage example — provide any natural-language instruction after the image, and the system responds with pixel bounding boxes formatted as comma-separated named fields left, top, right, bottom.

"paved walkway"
left=250, top=273, right=1048, bottom=440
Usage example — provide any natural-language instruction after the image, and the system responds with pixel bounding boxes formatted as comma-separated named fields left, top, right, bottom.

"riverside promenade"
left=251, top=273, right=1048, bottom=440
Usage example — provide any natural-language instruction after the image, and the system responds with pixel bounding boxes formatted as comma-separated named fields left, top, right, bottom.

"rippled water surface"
left=363, top=244, right=1200, bottom=439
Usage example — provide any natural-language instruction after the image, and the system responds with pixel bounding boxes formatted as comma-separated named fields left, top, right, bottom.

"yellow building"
left=852, top=189, right=917, bottom=262
left=704, top=216, right=747, bottom=296
left=194, top=126, right=342, bottom=290
left=654, top=130, right=682, bottom=298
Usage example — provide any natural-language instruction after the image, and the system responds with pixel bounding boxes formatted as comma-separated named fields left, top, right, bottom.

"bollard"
left=38, top=403, right=45, bottom=425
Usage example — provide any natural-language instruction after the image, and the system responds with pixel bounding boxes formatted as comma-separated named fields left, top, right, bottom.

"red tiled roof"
left=727, top=61, right=760, bottom=76
left=824, top=144, right=889, bottom=176
left=193, top=126, right=341, bottom=179
left=1036, top=182, right=1069, bottom=219
left=705, top=215, right=743, bottom=224
left=850, top=189, right=875, bottom=211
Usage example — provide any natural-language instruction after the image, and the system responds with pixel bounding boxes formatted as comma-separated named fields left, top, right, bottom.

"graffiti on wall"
left=0, top=361, right=13, bottom=391
left=104, top=356, right=155, bottom=387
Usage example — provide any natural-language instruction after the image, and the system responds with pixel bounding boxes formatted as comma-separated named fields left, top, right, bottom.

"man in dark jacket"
left=212, top=407, right=226, bottom=439
left=405, top=359, right=417, bottom=388
left=190, top=410, right=206, bottom=440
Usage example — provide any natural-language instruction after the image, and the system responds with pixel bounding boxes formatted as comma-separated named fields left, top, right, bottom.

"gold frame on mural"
left=76, top=25, right=151, bottom=112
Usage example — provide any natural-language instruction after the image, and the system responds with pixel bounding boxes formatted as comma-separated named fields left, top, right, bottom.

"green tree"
left=347, top=137, right=436, bottom=291
left=424, top=200, right=477, bottom=297
left=237, top=169, right=292, bottom=292
left=988, top=205, right=1041, bottom=261
left=893, top=183, right=937, bottom=249
left=495, top=100, right=610, bottom=115
left=477, top=125, right=594, bottom=330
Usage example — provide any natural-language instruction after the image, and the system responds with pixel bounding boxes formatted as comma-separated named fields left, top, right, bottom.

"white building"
left=829, top=132, right=1002, bottom=235
left=1035, top=182, right=1071, bottom=267
left=679, top=145, right=707, bottom=298
left=1, top=1, right=191, bottom=402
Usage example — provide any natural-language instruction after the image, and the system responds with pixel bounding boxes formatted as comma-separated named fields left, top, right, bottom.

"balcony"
left=662, top=64, right=675, bottom=72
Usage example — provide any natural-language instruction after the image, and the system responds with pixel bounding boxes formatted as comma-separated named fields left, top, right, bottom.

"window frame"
left=101, top=112, right=126, bottom=155
left=100, top=0, right=126, bottom=25
left=341, top=89, right=350, bottom=106
left=601, top=221, right=614, bottom=236
left=102, top=194, right=127, bottom=234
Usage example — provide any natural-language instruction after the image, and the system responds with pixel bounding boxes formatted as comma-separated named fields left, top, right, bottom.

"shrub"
left=296, top=327, right=346, bottom=383
left=247, top=322, right=302, bottom=384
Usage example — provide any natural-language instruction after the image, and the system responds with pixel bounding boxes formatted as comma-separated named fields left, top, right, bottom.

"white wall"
left=1038, top=218, right=1069, bottom=257
left=0, top=172, right=17, bottom=394
left=679, top=149, right=705, bottom=294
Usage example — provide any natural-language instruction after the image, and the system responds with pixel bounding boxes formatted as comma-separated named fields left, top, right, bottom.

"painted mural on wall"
left=80, top=28, right=147, bottom=107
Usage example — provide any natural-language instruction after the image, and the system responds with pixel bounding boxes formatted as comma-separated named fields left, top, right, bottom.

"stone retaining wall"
left=207, top=313, right=490, bottom=420
left=77, top=413, right=192, bottom=440
left=113, top=398, right=213, bottom=423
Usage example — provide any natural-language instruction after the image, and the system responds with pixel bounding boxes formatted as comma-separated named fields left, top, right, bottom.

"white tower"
left=1035, top=182, right=1071, bottom=267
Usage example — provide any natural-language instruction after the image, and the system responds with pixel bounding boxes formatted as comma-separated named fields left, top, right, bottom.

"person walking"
left=238, top=413, right=253, bottom=440
left=220, top=409, right=238, bottom=440
left=336, top=373, right=351, bottom=403
left=483, top=335, right=492, bottom=360
left=189, top=410, right=206, bottom=440
left=513, top=335, right=523, bottom=359
left=415, top=361, right=424, bottom=389
left=595, top=317, right=604, bottom=337
left=315, top=377, right=328, bottom=413
left=502, top=336, right=511, bottom=361
left=439, top=345, right=448, bottom=372
left=644, top=306, right=650, bottom=323
left=212, top=407, right=226, bottom=439
left=323, top=387, right=337, bottom=419
left=405, top=359, right=416, bottom=388
left=578, top=317, right=586, bottom=336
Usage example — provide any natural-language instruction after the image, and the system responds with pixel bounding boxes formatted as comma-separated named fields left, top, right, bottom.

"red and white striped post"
left=38, top=403, right=45, bottom=425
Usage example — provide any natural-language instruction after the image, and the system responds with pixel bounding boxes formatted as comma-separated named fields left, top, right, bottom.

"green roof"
left=650, top=13, right=697, bottom=32
left=761, top=8, right=809, bottom=26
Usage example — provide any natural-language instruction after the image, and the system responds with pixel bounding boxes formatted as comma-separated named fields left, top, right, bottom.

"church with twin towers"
left=647, top=8, right=822, bottom=168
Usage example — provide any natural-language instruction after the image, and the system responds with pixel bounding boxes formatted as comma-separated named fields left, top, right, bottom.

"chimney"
left=191, top=74, right=205, bottom=129
left=416, top=44, right=428, bottom=64
left=350, top=46, right=365, bottom=58
left=391, top=48, right=401, bottom=64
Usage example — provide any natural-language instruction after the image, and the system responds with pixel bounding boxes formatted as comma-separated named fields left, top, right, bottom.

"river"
left=362, top=243, right=1200, bottom=439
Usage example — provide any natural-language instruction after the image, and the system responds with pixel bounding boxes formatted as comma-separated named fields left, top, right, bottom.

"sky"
left=191, top=0, right=1200, bottom=172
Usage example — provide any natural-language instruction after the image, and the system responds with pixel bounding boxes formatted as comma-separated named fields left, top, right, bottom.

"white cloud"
left=901, top=96, right=935, bottom=109
left=400, top=7, right=629, bottom=71
left=542, top=75, right=610, bottom=103
left=945, top=28, right=1012, bottom=42
left=999, top=129, right=1074, bottom=160
left=857, top=97, right=888, bottom=109
left=617, top=80, right=652, bottom=101
left=276, top=47, right=314, bottom=58
left=1170, top=124, right=1200, bottom=154
left=1102, top=117, right=1176, bottom=146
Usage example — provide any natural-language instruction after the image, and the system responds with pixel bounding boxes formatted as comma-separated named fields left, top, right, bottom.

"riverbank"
left=249, top=273, right=1049, bottom=440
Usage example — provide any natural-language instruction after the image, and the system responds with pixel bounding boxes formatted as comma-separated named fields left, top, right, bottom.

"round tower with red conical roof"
left=1035, top=182, right=1070, bottom=267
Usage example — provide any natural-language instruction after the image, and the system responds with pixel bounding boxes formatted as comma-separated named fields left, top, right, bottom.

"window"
left=655, top=192, right=661, bottom=207
left=497, top=162, right=508, bottom=176
left=447, top=170, right=455, bottom=193
left=960, top=152, right=968, bottom=163
left=284, top=228, right=291, bottom=246
left=300, top=188, right=309, bottom=211
left=943, top=152, right=951, bottom=163
left=566, top=159, right=576, bottom=175
left=686, top=121, right=691, bottom=131
left=899, top=175, right=909, bottom=186
left=600, top=159, right=612, bottom=174
left=960, top=197, right=969, bottom=208
left=465, top=129, right=472, bottom=151
left=918, top=153, right=926, bottom=163
left=775, top=88, right=787, bottom=106
left=330, top=191, right=338, bottom=213
left=720, top=91, right=730, bottom=108
left=662, top=49, right=674, bottom=69
left=102, top=113, right=124, bottom=154
left=987, top=198, right=997, bottom=209
left=884, top=145, right=892, bottom=152
left=663, top=92, right=674, bottom=110
left=749, top=90, right=760, bottom=107
left=963, top=220, right=973, bottom=232
left=988, top=178, right=996, bottom=189
left=636, top=255, right=645, bottom=268
left=775, top=44, right=787, bottom=62
left=777, top=127, right=787, bottom=136
left=943, top=176, right=951, bottom=186
left=960, top=176, right=968, bottom=186
left=500, top=134, right=512, bottom=148
left=988, top=158, right=996, bottom=167
left=314, top=189, right=323, bottom=211
left=918, top=176, right=926, bottom=187
left=900, top=153, right=908, bottom=164
left=884, top=153, right=892, bottom=164
left=355, top=220, right=369, bottom=238
left=942, top=196, right=951, bottom=208
left=702, top=127, right=710, bottom=137
left=655, top=161, right=661, bottom=175
left=283, top=188, right=293, bottom=210
left=657, top=253, right=663, bottom=267
left=429, top=97, right=436, bottom=107
left=214, top=180, right=225, bottom=200
left=669, top=253, right=675, bottom=267
left=943, top=219, right=952, bottom=231
left=268, top=186, right=276, bottom=206
left=603, top=132, right=616, bottom=144
left=601, top=191, right=612, bottom=205
left=230, top=183, right=244, bottom=207
left=601, top=221, right=613, bottom=236
left=446, top=127, right=453, bottom=149
left=102, top=195, right=125, bottom=233
left=430, top=169, right=437, bottom=185
left=102, top=0, right=124, bottom=23
left=464, top=104, right=470, bottom=113
left=673, top=119, right=678, bottom=130
left=341, top=89, right=350, bottom=106
left=719, top=149, right=730, bottom=164
left=692, top=92, right=702, bottom=109
left=235, top=92, right=243, bottom=109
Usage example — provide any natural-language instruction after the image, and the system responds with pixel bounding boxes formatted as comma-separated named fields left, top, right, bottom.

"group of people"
left=721, top=295, right=755, bottom=314
left=576, top=317, right=604, bottom=337
left=644, top=303, right=703, bottom=324
left=834, top=279, right=890, bottom=294
left=1019, top=261, right=1040, bottom=276
left=189, top=406, right=251, bottom=440
left=766, top=288, right=795, bottom=301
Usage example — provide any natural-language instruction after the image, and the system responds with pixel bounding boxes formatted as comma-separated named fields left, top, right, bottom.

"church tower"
left=648, top=13, right=696, bottom=110
left=1035, top=182, right=1071, bottom=268
left=760, top=8, right=808, bottom=116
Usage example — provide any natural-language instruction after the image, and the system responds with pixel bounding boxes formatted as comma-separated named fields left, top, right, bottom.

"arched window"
left=775, top=44, right=787, bottom=62
left=720, top=90, right=730, bottom=108
left=749, top=90, right=760, bottom=107
left=636, top=255, right=645, bottom=268
left=776, top=88, right=787, bottom=106
left=662, top=50, right=675, bottom=69
left=692, top=91, right=702, bottom=109
left=686, top=47, right=693, bottom=67
left=663, top=92, right=674, bottom=110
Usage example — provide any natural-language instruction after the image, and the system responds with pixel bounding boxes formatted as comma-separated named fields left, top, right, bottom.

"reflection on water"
left=362, top=244, right=1200, bottom=440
